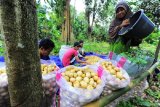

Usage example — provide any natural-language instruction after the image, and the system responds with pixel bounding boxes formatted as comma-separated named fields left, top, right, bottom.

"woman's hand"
left=120, top=19, right=130, bottom=28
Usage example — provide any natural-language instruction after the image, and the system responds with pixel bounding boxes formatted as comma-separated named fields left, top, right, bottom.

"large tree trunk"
left=0, top=0, right=43, bottom=107
left=86, top=7, right=91, bottom=39
left=62, top=0, right=71, bottom=45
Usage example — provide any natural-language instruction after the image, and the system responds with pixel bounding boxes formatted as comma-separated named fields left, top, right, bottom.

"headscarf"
left=108, top=1, right=133, bottom=40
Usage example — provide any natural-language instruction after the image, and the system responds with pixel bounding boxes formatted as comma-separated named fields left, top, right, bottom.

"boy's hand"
left=85, top=62, right=91, bottom=65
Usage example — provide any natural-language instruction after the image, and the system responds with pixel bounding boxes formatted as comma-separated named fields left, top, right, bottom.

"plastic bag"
left=56, top=65, right=106, bottom=107
left=58, top=45, right=71, bottom=62
left=42, top=73, right=58, bottom=107
left=0, top=67, right=9, bottom=107
left=0, top=65, right=58, bottom=107
left=108, top=52, right=154, bottom=78
left=40, top=59, right=60, bottom=75
left=98, top=59, right=130, bottom=90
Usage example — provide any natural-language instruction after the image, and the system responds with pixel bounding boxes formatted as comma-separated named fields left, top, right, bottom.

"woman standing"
left=108, top=1, right=133, bottom=53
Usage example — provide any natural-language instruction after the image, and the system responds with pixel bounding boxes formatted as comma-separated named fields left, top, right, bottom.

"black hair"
left=73, top=42, right=81, bottom=47
left=79, top=40, right=84, bottom=43
left=39, top=38, right=55, bottom=49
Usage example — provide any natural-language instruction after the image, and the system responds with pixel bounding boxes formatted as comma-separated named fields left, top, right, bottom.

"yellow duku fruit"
left=68, top=72, right=74, bottom=77
left=73, top=73, right=78, bottom=77
left=82, top=74, right=86, bottom=78
left=64, top=76, right=70, bottom=81
left=84, top=77, right=90, bottom=83
left=87, top=85, right=94, bottom=90
left=97, top=78, right=101, bottom=84
left=89, top=80, right=94, bottom=86
left=80, top=81, right=87, bottom=88
left=77, top=71, right=83, bottom=76
left=109, top=69, right=116, bottom=75
left=116, top=72, right=123, bottom=79
left=73, top=82, right=80, bottom=88
left=0, top=69, right=6, bottom=74
left=70, top=78, right=76, bottom=83
left=76, top=76, right=82, bottom=81
left=93, top=76, right=99, bottom=81
left=86, top=72, right=91, bottom=78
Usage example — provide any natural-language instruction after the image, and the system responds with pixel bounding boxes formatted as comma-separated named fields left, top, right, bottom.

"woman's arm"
left=109, top=19, right=130, bottom=39
left=108, top=21, right=121, bottom=39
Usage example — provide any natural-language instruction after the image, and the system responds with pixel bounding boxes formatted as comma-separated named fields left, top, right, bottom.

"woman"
left=108, top=1, right=133, bottom=53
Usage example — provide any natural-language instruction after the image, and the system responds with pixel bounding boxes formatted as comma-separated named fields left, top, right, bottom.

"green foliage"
left=117, top=97, right=158, bottom=107
left=120, top=48, right=154, bottom=65
left=110, top=41, right=127, bottom=54
left=71, top=12, right=88, bottom=40
left=83, top=41, right=110, bottom=54
left=144, top=30, right=160, bottom=45
left=145, top=89, right=160, bottom=99
left=51, top=40, right=63, bottom=55
left=157, top=73, right=160, bottom=80
left=37, top=4, right=62, bottom=40
left=139, top=0, right=160, bottom=27
left=91, top=25, right=107, bottom=41
left=0, top=40, right=4, bottom=56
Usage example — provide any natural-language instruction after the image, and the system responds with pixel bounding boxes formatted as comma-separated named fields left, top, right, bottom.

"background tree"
left=43, top=0, right=72, bottom=45
left=0, top=0, right=43, bottom=106
left=139, top=0, right=160, bottom=29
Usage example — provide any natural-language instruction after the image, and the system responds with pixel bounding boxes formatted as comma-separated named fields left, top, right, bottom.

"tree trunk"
left=91, top=0, right=96, bottom=30
left=62, top=0, right=71, bottom=45
left=153, top=37, right=160, bottom=64
left=0, top=0, right=43, bottom=107
left=86, top=8, right=91, bottom=39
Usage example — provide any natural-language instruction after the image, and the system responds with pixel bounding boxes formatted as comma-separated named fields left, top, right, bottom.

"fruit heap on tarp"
left=61, top=66, right=101, bottom=90
left=101, top=61, right=126, bottom=80
left=84, top=55, right=102, bottom=65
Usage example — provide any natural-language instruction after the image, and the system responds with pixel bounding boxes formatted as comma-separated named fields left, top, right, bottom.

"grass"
left=83, top=41, right=110, bottom=55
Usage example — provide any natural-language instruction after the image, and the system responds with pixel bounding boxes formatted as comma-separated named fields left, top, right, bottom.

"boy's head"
left=39, top=38, right=55, bottom=56
left=73, top=42, right=81, bottom=50
left=79, top=40, right=84, bottom=47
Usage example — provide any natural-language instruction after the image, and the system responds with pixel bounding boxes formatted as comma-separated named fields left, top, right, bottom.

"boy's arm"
left=75, top=56, right=86, bottom=63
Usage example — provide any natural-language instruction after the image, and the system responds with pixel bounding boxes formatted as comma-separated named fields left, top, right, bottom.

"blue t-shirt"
left=40, top=55, right=50, bottom=60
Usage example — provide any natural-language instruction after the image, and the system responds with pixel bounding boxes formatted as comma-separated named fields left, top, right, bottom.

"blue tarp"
left=0, top=56, right=4, bottom=62
left=0, top=52, right=108, bottom=68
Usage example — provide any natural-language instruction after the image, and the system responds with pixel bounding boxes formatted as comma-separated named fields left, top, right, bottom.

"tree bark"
left=61, top=0, right=71, bottom=45
left=0, top=0, right=43, bottom=107
left=153, top=37, right=160, bottom=64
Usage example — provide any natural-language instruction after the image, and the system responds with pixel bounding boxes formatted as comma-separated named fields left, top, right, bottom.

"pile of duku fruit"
left=41, top=64, right=58, bottom=75
left=84, top=55, right=102, bottom=65
left=100, top=60, right=130, bottom=96
left=0, top=64, right=58, bottom=107
left=57, top=65, right=106, bottom=107
left=61, top=66, right=101, bottom=90
left=0, top=68, right=5, bottom=75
